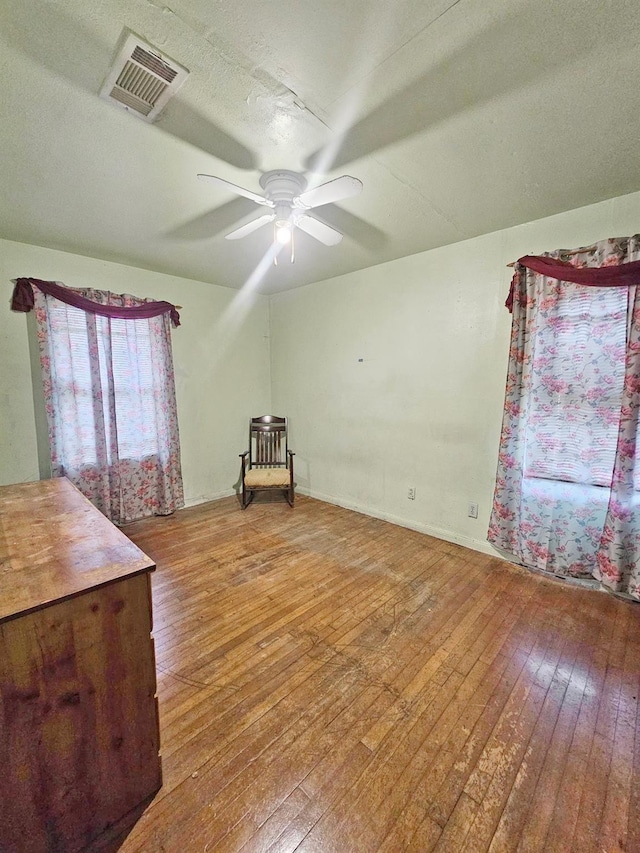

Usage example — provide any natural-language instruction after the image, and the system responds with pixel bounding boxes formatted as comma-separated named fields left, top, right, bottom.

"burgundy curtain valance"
left=505, top=255, right=640, bottom=313
left=11, top=278, right=181, bottom=327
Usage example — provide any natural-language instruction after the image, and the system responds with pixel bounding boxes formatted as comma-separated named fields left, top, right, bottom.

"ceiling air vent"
left=100, top=32, right=189, bottom=122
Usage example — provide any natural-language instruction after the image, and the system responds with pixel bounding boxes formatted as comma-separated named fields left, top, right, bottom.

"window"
left=523, top=284, right=628, bottom=488
left=489, top=234, right=640, bottom=599
left=48, top=302, right=159, bottom=467
left=35, top=285, right=183, bottom=524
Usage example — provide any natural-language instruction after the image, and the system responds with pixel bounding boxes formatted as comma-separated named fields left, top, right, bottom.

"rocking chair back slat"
left=250, top=416, right=287, bottom=468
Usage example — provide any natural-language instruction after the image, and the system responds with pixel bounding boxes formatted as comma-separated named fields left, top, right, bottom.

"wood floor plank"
left=487, top=611, right=588, bottom=852
left=156, top=546, right=460, bottom=794
left=461, top=612, right=583, bottom=853
left=264, top=741, right=374, bottom=853
left=542, top=645, right=610, bottom=852
left=423, top=591, right=548, bottom=830
left=220, top=786, right=311, bottom=853
left=154, top=560, right=490, bottom=844
left=514, top=593, right=603, bottom=852
left=332, top=570, right=528, bottom=849
left=291, top=564, right=520, bottom=850
left=381, top=579, right=540, bottom=849
left=102, top=494, right=640, bottom=853
left=291, top=570, right=537, bottom=850
left=627, top=663, right=640, bottom=851
left=569, top=598, right=633, bottom=853
left=447, top=601, right=557, bottom=812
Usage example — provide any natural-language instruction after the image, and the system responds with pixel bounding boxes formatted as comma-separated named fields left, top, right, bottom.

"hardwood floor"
left=107, top=495, right=640, bottom=852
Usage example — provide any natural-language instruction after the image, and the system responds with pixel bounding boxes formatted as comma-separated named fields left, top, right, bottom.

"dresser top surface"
left=0, top=478, right=155, bottom=623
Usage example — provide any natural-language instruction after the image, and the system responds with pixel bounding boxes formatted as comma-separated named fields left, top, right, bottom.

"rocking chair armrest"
left=287, top=450, right=295, bottom=457
left=239, top=451, right=250, bottom=458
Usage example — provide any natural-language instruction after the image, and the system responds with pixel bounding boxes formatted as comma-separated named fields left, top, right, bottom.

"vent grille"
left=114, top=60, right=168, bottom=112
left=100, top=32, right=189, bottom=122
left=110, top=85, right=155, bottom=117
left=131, top=46, right=178, bottom=83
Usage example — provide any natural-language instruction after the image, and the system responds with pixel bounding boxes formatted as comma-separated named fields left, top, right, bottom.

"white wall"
left=269, top=191, right=640, bottom=555
left=0, top=238, right=271, bottom=505
left=3, top=191, right=639, bottom=546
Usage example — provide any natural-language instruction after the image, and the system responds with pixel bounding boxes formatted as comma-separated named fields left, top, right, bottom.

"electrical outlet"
left=468, top=501, right=478, bottom=519
left=407, top=486, right=416, bottom=500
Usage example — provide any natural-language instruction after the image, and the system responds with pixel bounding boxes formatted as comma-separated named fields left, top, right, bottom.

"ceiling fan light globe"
left=276, top=224, right=292, bottom=244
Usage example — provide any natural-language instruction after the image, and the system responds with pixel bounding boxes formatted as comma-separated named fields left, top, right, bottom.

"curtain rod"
left=506, top=245, right=598, bottom=268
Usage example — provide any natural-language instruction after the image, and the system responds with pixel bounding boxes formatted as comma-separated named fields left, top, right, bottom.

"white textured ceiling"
left=1, top=0, right=640, bottom=293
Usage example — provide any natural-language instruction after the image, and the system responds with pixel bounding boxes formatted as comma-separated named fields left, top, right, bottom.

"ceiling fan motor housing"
left=198, top=169, right=357, bottom=245
left=259, top=171, right=308, bottom=207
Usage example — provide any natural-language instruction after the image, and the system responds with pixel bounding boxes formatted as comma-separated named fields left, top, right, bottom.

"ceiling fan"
left=197, top=170, right=363, bottom=263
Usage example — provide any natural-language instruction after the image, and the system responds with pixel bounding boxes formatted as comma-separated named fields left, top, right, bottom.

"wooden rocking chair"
left=240, top=415, right=295, bottom=508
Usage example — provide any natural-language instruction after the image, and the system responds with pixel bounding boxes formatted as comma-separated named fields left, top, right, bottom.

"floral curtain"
left=33, top=284, right=184, bottom=524
left=488, top=235, right=640, bottom=600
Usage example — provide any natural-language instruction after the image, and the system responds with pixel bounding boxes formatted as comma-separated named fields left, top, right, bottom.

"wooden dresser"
left=0, top=478, right=161, bottom=852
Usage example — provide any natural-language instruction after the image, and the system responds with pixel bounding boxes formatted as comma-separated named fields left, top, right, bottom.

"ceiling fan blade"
left=225, top=214, right=275, bottom=240
left=295, top=175, right=363, bottom=209
left=198, top=174, right=272, bottom=206
left=167, top=198, right=259, bottom=241
left=296, top=214, right=343, bottom=246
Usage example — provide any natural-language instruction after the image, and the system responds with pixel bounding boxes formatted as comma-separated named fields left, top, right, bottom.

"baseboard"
left=183, top=488, right=236, bottom=508
left=296, top=487, right=498, bottom=558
